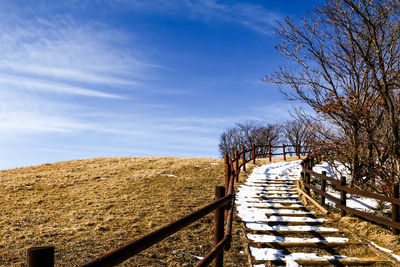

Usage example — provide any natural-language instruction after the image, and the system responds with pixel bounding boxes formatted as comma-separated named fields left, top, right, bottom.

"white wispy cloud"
left=0, top=2, right=164, bottom=139
left=0, top=74, right=126, bottom=99
left=0, top=9, right=155, bottom=98
left=0, top=62, right=141, bottom=86
left=116, top=0, right=283, bottom=36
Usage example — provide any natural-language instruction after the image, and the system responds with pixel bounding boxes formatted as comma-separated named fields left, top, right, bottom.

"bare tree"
left=218, top=121, right=281, bottom=158
left=218, top=127, right=244, bottom=158
left=266, top=0, right=400, bottom=192
left=283, top=119, right=315, bottom=153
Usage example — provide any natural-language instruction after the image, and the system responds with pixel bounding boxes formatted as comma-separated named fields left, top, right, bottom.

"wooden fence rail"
left=300, top=157, right=400, bottom=235
left=27, top=144, right=308, bottom=267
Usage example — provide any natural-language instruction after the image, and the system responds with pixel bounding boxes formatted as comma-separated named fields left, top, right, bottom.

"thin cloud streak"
left=0, top=62, right=142, bottom=86
left=0, top=74, right=126, bottom=99
left=117, top=0, right=283, bottom=36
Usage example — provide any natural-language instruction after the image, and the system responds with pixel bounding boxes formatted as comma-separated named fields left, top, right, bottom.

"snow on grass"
left=244, top=223, right=338, bottom=232
left=312, top=161, right=381, bottom=212
left=324, top=189, right=379, bottom=212
left=247, top=234, right=348, bottom=243
left=369, top=241, right=400, bottom=262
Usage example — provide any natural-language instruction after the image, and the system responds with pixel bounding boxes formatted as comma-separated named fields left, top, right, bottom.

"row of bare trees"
left=267, top=0, right=400, bottom=195
left=218, top=120, right=314, bottom=158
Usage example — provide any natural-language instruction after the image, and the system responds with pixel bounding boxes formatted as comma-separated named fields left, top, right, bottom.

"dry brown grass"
left=335, top=214, right=400, bottom=256
left=305, top=192, right=400, bottom=262
left=0, top=157, right=251, bottom=266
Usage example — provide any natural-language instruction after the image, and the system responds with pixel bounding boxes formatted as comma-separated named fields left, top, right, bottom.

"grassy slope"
left=0, top=157, right=251, bottom=266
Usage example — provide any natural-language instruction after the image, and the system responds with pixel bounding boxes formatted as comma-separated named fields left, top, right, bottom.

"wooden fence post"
left=28, top=246, right=54, bottom=267
left=229, top=158, right=234, bottom=190
left=224, top=155, right=230, bottom=195
left=321, top=171, right=326, bottom=206
left=268, top=144, right=272, bottom=162
left=340, top=176, right=347, bottom=217
left=297, top=144, right=300, bottom=159
left=214, top=186, right=225, bottom=267
left=305, top=171, right=311, bottom=195
left=252, top=144, right=256, bottom=164
left=283, top=144, right=286, bottom=161
left=392, top=183, right=399, bottom=235
left=242, top=145, right=246, bottom=172
left=235, top=150, right=239, bottom=182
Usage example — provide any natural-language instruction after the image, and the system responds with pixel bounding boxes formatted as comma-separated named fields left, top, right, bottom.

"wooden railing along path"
left=299, top=157, right=400, bottom=235
left=27, top=144, right=307, bottom=267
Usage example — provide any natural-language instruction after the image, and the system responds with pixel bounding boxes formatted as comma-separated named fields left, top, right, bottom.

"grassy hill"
left=0, top=157, right=250, bottom=266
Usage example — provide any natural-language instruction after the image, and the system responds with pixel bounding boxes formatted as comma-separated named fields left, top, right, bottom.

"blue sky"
left=0, top=0, right=320, bottom=170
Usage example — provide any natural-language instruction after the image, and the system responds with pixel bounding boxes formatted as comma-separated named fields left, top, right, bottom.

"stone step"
left=247, top=234, right=349, bottom=244
left=263, top=211, right=315, bottom=217
left=265, top=179, right=298, bottom=182
left=250, top=220, right=325, bottom=226
left=244, top=223, right=338, bottom=233
left=236, top=198, right=301, bottom=204
left=262, top=186, right=297, bottom=190
left=240, top=216, right=326, bottom=226
left=260, top=195, right=299, bottom=199
left=264, top=181, right=296, bottom=184
left=262, top=190, right=298, bottom=193
left=250, top=246, right=369, bottom=262
left=261, top=199, right=302, bottom=204
left=241, top=204, right=305, bottom=209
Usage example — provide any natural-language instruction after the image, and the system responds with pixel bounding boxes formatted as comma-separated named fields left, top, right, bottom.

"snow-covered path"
left=236, top=160, right=392, bottom=266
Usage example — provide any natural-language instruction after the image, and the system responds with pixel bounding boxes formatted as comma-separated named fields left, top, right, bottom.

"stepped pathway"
left=236, top=160, right=393, bottom=266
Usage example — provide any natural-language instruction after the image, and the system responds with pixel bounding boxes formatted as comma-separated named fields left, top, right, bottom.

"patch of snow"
left=244, top=223, right=338, bottom=232
left=166, top=174, right=176, bottom=177
left=94, top=177, right=109, bottom=180
left=369, top=241, right=400, bottom=262
left=311, top=161, right=381, bottom=212
left=324, top=189, right=379, bottom=212
left=190, top=254, right=204, bottom=260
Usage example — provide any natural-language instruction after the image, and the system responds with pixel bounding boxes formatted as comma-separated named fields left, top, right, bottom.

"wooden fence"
left=26, top=144, right=307, bottom=267
left=299, top=157, right=400, bottom=235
